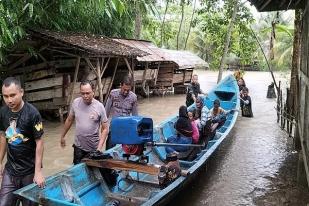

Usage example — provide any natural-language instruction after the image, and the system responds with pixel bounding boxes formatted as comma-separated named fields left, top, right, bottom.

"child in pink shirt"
left=188, top=110, right=200, bottom=144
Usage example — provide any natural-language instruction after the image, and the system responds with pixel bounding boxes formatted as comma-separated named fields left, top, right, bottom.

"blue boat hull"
left=14, top=74, right=240, bottom=206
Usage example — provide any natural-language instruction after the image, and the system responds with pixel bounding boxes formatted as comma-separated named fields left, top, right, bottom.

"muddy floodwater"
left=3, top=70, right=309, bottom=205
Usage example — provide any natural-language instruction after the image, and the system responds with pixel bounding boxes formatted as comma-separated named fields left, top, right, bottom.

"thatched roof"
left=29, top=30, right=148, bottom=57
left=247, top=0, right=306, bottom=11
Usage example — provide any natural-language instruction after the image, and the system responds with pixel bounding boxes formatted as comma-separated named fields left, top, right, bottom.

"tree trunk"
left=160, top=0, right=169, bottom=47
left=269, top=20, right=276, bottom=60
left=217, top=1, right=238, bottom=83
left=290, top=9, right=302, bottom=120
left=177, top=0, right=185, bottom=50
left=134, top=2, right=142, bottom=39
left=184, top=0, right=196, bottom=50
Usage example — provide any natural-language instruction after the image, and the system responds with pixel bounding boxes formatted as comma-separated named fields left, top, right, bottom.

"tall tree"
left=184, top=0, right=197, bottom=50
left=160, top=0, right=170, bottom=47
left=289, top=9, right=302, bottom=124
left=176, top=0, right=185, bottom=50
left=134, top=1, right=142, bottom=39
left=217, top=0, right=239, bottom=83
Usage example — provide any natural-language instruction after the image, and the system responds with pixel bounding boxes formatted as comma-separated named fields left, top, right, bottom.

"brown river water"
left=3, top=70, right=309, bottom=205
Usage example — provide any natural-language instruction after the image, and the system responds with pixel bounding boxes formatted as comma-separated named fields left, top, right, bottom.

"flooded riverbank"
left=2, top=70, right=308, bottom=205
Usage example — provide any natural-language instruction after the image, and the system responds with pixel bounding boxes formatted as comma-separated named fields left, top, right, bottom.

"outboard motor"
left=111, top=116, right=153, bottom=159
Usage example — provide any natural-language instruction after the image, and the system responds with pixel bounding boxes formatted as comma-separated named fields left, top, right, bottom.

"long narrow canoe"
left=15, top=74, right=240, bottom=206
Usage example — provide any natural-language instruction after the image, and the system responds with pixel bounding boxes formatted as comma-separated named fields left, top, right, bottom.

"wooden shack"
left=113, top=38, right=174, bottom=96
left=113, top=39, right=209, bottom=95
left=248, top=0, right=308, bottom=186
left=161, top=49, right=209, bottom=87
left=0, top=29, right=147, bottom=120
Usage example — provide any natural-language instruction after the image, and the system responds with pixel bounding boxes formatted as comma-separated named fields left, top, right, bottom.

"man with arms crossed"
left=0, top=77, right=45, bottom=206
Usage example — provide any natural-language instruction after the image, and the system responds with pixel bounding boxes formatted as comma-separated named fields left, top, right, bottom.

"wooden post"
left=155, top=63, right=160, bottom=86
left=276, top=81, right=281, bottom=123
left=96, top=58, right=104, bottom=102
left=132, top=57, right=135, bottom=92
left=100, top=57, right=110, bottom=78
left=286, top=88, right=291, bottom=134
left=68, top=57, right=81, bottom=106
left=59, top=107, right=64, bottom=123
left=280, top=88, right=283, bottom=129
left=124, top=58, right=135, bottom=92
left=104, top=58, right=119, bottom=104
left=141, top=63, right=148, bottom=97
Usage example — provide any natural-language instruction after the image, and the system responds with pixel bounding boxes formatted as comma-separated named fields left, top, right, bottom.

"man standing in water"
left=0, top=77, right=45, bottom=206
left=186, top=74, right=206, bottom=107
left=60, top=80, right=109, bottom=164
left=105, top=76, right=138, bottom=149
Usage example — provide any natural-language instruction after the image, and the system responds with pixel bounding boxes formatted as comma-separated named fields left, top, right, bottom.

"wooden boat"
left=14, top=74, right=240, bottom=206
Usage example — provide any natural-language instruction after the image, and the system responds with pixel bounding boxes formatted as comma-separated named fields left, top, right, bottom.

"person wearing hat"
left=165, top=106, right=193, bottom=154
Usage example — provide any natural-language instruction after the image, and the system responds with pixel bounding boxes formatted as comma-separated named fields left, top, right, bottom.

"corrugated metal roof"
left=113, top=38, right=209, bottom=69
left=113, top=38, right=167, bottom=62
left=29, top=30, right=148, bottom=57
left=161, top=49, right=209, bottom=70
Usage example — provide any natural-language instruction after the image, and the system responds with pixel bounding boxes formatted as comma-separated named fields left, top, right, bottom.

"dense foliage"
left=0, top=0, right=151, bottom=62
left=0, top=0, right=294, bottom=70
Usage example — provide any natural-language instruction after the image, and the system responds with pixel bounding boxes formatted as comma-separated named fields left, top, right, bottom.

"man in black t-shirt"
left=0, top=77, right=45, bottom=206
left=186, top=74, right=207, bottom=107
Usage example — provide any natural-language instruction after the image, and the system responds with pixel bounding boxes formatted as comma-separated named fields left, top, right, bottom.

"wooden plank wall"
left=298, top=2, right=309, bottom=187
left=173, top=69, right=193, bottom=85
left=5, top=58, right=112, bottom=111
left=156, top=63, right=174, bottom=88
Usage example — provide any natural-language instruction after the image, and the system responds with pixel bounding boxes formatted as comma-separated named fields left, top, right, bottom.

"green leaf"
left=6, top=29, right=15, bottom=44
left=105, top=8, right=111, bottom=18
left=110, top=0, right=117, bottom=11
left=29, top=3, right=33, bottom=18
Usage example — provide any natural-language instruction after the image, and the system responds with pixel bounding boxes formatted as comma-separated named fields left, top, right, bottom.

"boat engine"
left=111, top=116, right=153, bottom=160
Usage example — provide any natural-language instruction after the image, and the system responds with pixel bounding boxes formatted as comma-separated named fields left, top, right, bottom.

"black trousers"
left=0, top=169, right=38, bottom=206
left=105, top=132, right=115, bottom=150
left=73, top=144, right=91, bottom=165
left=72, top=145, right=118, bottom=186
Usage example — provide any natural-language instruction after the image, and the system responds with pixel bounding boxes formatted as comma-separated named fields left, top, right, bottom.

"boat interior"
left=14, top=75, right=239, bottom=206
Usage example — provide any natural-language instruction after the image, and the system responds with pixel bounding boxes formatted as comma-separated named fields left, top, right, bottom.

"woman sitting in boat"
left=188, top=110, right=199, bottom=144
left=240, top=87, right=253, bottom=117
left=209, top=99, right=227, bottom=133
left=165, top=106, right=193, bottom=154
left=194, top=96, right=209, bottom=131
